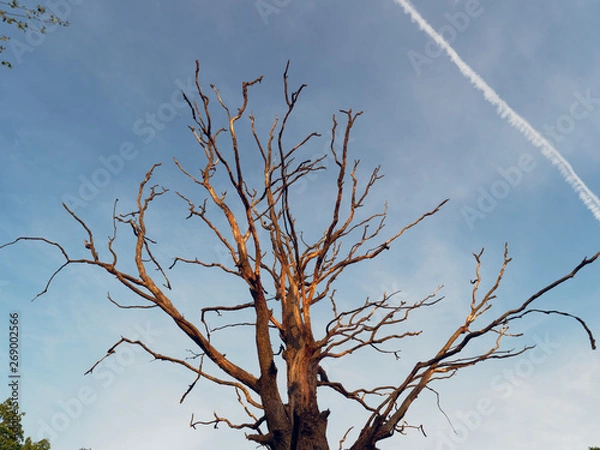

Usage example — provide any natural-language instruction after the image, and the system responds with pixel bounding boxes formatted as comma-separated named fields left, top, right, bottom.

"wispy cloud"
left=394, top=0, right=600, bottom=223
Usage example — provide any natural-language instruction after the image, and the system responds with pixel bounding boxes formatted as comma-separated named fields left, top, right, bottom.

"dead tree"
left=2, top=61, right=598, bottom=450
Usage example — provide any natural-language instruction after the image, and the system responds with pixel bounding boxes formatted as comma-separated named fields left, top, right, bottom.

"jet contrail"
left=395, top=0, right=600, bottom=223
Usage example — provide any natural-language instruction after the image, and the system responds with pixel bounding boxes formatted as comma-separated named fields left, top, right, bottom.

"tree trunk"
left=279, top=289, right=330, bottom=450
left=288, top=409, right=330, bottom=450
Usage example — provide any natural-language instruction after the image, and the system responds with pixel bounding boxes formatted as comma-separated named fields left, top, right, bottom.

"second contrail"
left=395, top=0, right=600, bottom=223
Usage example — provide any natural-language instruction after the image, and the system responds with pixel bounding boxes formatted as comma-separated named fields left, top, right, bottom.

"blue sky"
left=1, top=0, right=599, bottom=449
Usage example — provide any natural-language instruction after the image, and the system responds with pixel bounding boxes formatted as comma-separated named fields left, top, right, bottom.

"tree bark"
left=280, top=288, right=330, bottom=450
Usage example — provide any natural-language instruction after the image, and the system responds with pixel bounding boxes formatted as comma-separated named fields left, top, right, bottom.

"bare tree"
left=2, top=61, right=598, bottom=450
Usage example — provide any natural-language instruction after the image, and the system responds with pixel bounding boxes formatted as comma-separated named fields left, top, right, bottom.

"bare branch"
left=511, top=308, right=596, bottom=350
left=338, top=426, right=354, bottom=450
left=106, top=292, right=157, bottom=309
